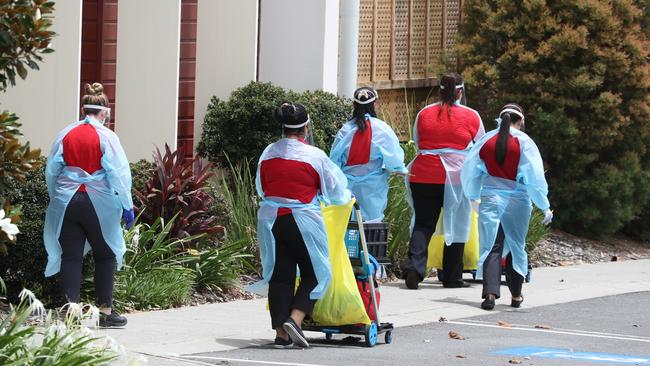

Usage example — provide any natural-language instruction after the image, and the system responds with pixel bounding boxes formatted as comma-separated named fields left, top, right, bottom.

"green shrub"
left=217, top=160, right=260, bottom=273
left=130, top=159, right=154, bottom=204
left=109, top=217, right=197, bottom=311
left=197, top=81, right=352, bottom=170
left=457, top=0, right=650, bottom=237
left=0, top=159, right=63, bottom=306
left=291, top=89, right=351, bottom=152
left=193, top=238, right=251, bottom=291
left=385, top=141, right=417, bottom=270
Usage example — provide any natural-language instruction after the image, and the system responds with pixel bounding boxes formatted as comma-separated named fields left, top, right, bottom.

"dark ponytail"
left=495, top=103, right=524, bottom=165
left=352, top=87, right=378, bottom=131
left=495, top=113, right=511, bottom=165
left=438, top=72, right=464, bottom=118
left=274, top=101, right=309, bottom=136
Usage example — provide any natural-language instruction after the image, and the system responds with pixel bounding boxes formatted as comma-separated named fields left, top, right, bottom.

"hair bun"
left=84, top=82, right=104, bottom=95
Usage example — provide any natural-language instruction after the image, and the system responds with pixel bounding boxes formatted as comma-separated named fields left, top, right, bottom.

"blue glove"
left=122, top=208, right=135, bottom=229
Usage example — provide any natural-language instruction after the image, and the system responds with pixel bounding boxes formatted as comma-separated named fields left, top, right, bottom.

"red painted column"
left=177, top=0, right=198, bottom=159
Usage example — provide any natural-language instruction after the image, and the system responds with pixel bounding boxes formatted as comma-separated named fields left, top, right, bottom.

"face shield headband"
left=353, top=88, right=378, bottom=105
left=282, top=115, right=314, bottom=145
left=440, top=83, right=466, bottom=105
left=495, top=108, right=525, bottom=128
left=83, top=104, right=111, bottom=126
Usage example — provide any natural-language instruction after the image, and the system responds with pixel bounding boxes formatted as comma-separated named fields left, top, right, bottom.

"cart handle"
left=354, top=206, right=381, bottom=326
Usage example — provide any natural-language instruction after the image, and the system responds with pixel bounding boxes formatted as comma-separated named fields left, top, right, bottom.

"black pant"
left=59, top=191, right=116, bottom=307
left=268, top=214, right=318, bottom=329
left=482, top=225, right=524, bottom=299
left=403, top=183, right=465, bottom=286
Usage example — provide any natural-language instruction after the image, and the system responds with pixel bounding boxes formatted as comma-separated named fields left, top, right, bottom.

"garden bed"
left=530, top=230, right=650, bottom=267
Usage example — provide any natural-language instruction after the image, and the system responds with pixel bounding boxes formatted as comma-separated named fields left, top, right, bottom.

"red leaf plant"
left=135, top=144, right=224, bottom=244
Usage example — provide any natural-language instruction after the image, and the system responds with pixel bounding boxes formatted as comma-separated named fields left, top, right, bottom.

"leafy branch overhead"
left=0, top=1, right=54, bottom=253
left=0, top=0, right=55, bottom=91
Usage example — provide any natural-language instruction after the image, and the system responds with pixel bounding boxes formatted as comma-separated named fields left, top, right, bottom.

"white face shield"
left=83, top=104, right=111, bottom=126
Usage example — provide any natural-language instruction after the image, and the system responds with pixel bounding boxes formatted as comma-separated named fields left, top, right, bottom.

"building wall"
left=2, top=0, right=83, bottom=152
left=115, top=0, right=181, bottom=161
left=258, top=0, right=340, bottom=93
left=193, top=0, right=259, bottom=150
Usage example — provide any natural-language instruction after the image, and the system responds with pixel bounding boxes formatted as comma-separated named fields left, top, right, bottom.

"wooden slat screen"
left=357, top=0, right=462, bottom=87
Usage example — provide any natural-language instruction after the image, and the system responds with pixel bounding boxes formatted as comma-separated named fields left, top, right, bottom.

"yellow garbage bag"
left=427, top=210, right=480, bottom=272
left=311, top=200, right=371, bottom=326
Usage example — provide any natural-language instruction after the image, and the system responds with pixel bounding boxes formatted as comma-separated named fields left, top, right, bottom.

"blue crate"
left=345, top=228, right=360, bottom=259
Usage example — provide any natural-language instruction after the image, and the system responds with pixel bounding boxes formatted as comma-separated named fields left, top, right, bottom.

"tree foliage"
left=0, top=0, right=55, bottom=252
left=457, top=0, right=650, bottom=237
left=197, top=81, right=352, bottom=170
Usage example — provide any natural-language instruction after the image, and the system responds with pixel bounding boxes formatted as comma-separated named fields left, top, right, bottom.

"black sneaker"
left=273, top=337, right=293, bottom=349
left=405, top=270, right=420, bottom=290
left=99, top=310, right=128, bottom=328
left=481, top=294, right=496, bottom=310
left=511, top=295, right=524, bottom=308
left=282, top=318, right=309, bottom=348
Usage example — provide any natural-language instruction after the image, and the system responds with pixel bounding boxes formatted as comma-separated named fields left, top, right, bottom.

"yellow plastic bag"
left=426, top=210, right=480, bottom=272
left=311, top=200, right=371, bottom=326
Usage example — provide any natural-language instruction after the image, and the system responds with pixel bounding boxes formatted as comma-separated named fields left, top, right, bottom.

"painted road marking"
left=495, top=346, right=650, bottom=365
left=446, top=320, right=650, bottom=343
left=178, top=355, right=327, bottom=366
left=460, top=319, right=650, bottom=339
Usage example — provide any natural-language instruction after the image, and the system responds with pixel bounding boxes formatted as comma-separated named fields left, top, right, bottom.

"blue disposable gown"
left=461, top=127, right=550, bottom=278
left=330, top=115, right=407, bottom=222
left=43, top=116, right=133, bottom=277
left=247, top=139, right=352, bottom=300
left=405, top=103, right=485, bottom=244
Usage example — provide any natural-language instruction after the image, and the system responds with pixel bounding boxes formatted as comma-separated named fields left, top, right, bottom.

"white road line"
left=459, top=319, right=650, bottom=339
left=178, top=355, right=327, bottom=366
left=445, top=320, right=650, bottom=343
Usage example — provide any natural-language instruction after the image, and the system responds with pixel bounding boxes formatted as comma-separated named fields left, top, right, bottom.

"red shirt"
left=259, top=158, right=321, bottom=216
left=62, top=123, right=103, bottom=192
left=410, top=104, right=483, bottom=184
left=479, top=133, right=521, bottom=181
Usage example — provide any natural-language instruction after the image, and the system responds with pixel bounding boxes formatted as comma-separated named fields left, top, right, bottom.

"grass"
left=216, top=158, right=260, bottom=274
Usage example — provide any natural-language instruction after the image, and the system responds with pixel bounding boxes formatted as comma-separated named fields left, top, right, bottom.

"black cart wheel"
left=325, top=333, right=333, bottom=341
left=385, top=330, right=393, bottom=344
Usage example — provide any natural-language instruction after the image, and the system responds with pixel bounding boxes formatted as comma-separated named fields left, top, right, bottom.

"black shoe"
left=481, top=295, right=496, bottom=310
left=273, top=337, right=293, bottom=349
left=282, top=318, right=309, bottom=348
left=511, top=295, right=524, bottom=308
left=443, top=281, right=471, bottom=288
left=99, top=310, right=127, bottom=328
left=405, top=270, right=420, bottom=290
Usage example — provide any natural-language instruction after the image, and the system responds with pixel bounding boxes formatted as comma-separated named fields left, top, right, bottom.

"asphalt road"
left=172, top=291, right=650, bottom=366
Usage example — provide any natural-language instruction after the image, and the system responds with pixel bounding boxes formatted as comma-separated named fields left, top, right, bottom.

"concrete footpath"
left=100, top=259, right=650, bottom=360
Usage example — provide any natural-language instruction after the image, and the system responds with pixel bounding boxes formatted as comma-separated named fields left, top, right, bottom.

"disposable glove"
left=122, top=208, right=135, bottom=229
left=541, top=209, right=554, bottom=226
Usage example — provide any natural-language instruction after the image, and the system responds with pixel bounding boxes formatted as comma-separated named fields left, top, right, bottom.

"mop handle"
left=354, top=203, right=381, bottom=325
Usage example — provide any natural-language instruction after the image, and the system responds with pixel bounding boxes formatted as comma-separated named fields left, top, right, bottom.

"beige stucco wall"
left=258, top=0, right=340, bottom=93
left=1, top=0, right=83, bottom=153
left=115, top=0, right=181, bottom=161
left=193, top=0, right=259, bottom=151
